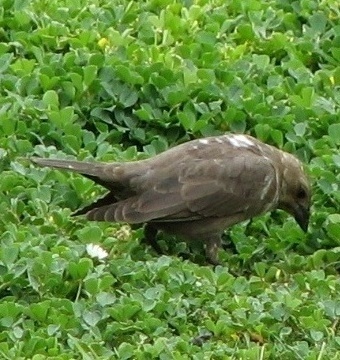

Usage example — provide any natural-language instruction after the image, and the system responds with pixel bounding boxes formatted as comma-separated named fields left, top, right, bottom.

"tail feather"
left=31, top=157, right=102, bottom=177
left=30, top=157, right=136, bottom=191
left=72, top=192, right=118, bottom=216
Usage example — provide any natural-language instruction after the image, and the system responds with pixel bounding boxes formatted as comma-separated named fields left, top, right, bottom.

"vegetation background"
left=0, top=0, right=339, bottom=358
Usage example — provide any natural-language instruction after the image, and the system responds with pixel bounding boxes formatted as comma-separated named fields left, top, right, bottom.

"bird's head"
left=278, top=153, right=311, bottom=232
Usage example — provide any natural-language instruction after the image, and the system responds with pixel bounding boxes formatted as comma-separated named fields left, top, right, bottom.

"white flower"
left=86, top=244, right=108, bottom=260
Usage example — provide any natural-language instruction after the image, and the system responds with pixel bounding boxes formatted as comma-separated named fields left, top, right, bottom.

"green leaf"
left=197, top=69, right=216, bottom=82
left=10, top=58, right=36, bottom=75
left=252, top=54, right=270, bottom=70
left=270, top=129, right=283, bottom=147
left=0, top=117, right=16, bottom=135
left=116, top=65, right=144, bottom=84
left=177, top=109, right=196, bottom=130
left=164, top=89, right=188, bottom=106
left=0, top=53, right=13, bottom=73
left=83, top=65, right=97, bottom=87
left=43, top=90, right=59, bottom=109
left=309, top=12, right=327, bottom=33
left=134, top=103, right=154, bottom=121
left=28, top=302, right=51, bottom=323
left=253, top=262, right=267, bottom=278
left=84, top=277, right=99, bottom=295
left=327, top=223, right=340, bottom=242
left=68, top=258, right=93, bottom=280
left=328, top=124, right=340, bottom=145
left=119, top=89, right=139, bottom=108
left=0, top=245, right=19, bottom=266
left=83, top=310, right=101, bottom=327
left=62, top=134, right=81, bottom=152
left=76, top=226, right=103, bottom=242
left=333, top=155, right=340, bottom=167
left=294, top=123, right=307, bottom=137
left=116, top=342, right=134, bottom=360
left=69, top=72, right=83, bottom=93
left=310, top=330, right=324, bottom=342
left=109, top=304, right=140, bottom=322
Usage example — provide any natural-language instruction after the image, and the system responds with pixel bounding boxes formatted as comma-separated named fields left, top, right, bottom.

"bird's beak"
left=294, top=205, right=310, bottom=232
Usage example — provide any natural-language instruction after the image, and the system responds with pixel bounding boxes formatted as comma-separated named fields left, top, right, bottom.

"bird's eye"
left=297, top=188, right=307, bottom=199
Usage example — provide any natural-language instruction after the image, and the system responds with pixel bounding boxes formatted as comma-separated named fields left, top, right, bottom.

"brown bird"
left=31, top=134, right=311, bottom=264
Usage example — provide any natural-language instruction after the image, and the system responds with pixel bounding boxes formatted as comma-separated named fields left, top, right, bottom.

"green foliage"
left=0, top=0, right=339, bottom=358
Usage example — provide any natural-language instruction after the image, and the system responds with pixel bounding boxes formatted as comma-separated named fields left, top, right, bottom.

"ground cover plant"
left=0, top=0, right=339, bottom=358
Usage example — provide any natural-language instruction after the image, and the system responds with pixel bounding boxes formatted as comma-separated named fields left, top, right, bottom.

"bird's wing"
left=86, top=153, right=278, bottom=224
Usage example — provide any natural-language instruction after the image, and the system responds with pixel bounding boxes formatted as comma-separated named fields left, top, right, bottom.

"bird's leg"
left=142, top=223, right=163, bottom=254
left=204, top=234, right=222, bottom=265
left=221, top=232, right=238, bottom=254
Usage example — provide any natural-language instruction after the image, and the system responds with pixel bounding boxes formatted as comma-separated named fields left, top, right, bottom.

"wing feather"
left=85, top=153, right=277, bottom=224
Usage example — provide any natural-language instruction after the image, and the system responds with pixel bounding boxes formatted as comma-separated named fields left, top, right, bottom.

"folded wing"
left=86, top=154, right=278, bottom=224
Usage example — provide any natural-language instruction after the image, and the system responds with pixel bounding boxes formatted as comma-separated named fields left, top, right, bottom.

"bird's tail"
left=30, top=157, right=136, bottom=191
left=31, top=157, right=104, bottom=177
